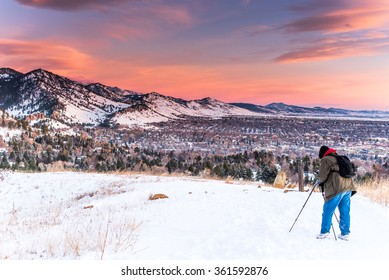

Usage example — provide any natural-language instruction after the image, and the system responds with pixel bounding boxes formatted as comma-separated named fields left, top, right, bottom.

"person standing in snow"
left=316, top=146, right=357, bottom=241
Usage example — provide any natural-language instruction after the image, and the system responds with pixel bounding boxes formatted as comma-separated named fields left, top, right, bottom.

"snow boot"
left=316, top=233, right=331, bottom=239
left=338, top=234, right=350, bottom=241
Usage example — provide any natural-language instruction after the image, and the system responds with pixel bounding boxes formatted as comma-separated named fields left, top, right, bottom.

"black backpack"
left=330, top=155, right=357, bottom=178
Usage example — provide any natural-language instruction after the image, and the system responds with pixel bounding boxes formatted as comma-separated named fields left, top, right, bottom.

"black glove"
left=319, top=182, right=324, bottom=193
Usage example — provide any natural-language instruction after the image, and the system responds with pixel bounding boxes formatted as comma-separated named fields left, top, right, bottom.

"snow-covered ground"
left=1, top=172, right=388, bottom=260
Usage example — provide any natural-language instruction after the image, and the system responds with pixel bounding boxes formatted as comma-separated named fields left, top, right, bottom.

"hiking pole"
left=289, top=181, right=319, bottom=233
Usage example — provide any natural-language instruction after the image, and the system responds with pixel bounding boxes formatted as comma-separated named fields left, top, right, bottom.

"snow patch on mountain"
left=113, top=94, right=258, bottom=126
left=114, top=106, right=171, bottom=127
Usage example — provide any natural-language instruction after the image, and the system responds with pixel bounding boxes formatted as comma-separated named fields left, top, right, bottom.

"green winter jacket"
left=319, top=153, right=356, bottom=201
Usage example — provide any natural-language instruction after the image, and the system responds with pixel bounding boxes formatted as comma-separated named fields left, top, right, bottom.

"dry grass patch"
left=356, top=179, right=389, bottom=207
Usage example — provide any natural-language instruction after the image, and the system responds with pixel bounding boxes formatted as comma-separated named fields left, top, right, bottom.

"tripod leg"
left=289, top=182, right=318, bottom=233
left=331, top=222, right=337, bottom=240
left=334, top=212, right=340, bottom=224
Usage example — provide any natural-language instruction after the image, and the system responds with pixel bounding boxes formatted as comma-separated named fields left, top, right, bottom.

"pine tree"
left=257, top=165, right=277, bottom=184
left=0, top=153, right=10, bottom=169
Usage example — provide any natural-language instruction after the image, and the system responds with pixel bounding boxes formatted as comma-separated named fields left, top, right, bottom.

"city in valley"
left=81, top=115, right=389, bottom=182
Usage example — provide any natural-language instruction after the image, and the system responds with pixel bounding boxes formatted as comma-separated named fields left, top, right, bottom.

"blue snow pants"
left=320, top=191, right=351, bottom=236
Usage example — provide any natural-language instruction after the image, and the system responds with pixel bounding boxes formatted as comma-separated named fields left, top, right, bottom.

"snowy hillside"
left=1, top=172, right=388, bottom=260
left=113, top=94, right=255, bottom=126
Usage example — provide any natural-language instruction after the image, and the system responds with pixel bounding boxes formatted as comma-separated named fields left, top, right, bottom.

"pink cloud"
left=15, top=0, right=195, bottom=27
left=101, top=4, right=195, bottom=41
left=276, top=0, right=389, bottom=63
left=15, top=0, right=131, bottom=11
left=274, top=36, right=389, bottom=63
left=151, top=4, right=194, bottom=26
left=275, top=43, right=362, bottom=63
left=15, top=0, right=196, bottom=41
left=289, top=0, right=347, bottom=13
left=38, top=1, right=194, bottom=44
left=283, top=8, right=389, bottom=34
left=0, top=39, right=93, bottom=72
left=233, top=25, right=273, bottom=37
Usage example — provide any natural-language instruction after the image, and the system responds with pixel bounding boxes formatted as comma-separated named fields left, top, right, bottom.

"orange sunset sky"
left=1, top=0, right=389, bottom=110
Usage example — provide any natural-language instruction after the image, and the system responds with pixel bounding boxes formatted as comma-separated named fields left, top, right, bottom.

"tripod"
left=289, top=181, right=339, bottom=240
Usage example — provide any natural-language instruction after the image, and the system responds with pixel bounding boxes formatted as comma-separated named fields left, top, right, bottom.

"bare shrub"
left=75, top=181, right=129, bottom=201
left=97, top=210, right=142, bottom=259
left=99, top=181, right=127, bottom=197
left=98, top=213, right=110, bottom=260
left=65, top=232, right=81, bottom=257
left=75, top=191, right=97, bottom=200
left=112, top=219, right=142, bottom=253
left=54, top=209, right=142, bottom=259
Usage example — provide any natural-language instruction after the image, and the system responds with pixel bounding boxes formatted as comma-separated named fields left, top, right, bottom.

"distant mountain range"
left=0, top=67, right=388, bottom=127
left=231, top=102, right=389, bottom=118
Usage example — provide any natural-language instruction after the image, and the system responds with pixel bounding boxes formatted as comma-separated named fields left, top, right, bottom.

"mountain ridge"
left=0, top=67, right=255, bottom=127
left=1, top=67, right=388, bottom=127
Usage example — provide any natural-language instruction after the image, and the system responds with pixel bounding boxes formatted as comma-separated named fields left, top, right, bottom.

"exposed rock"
left=149, top=193, right=169, bottom=200
left=25, top=112, right=45, bottom=122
